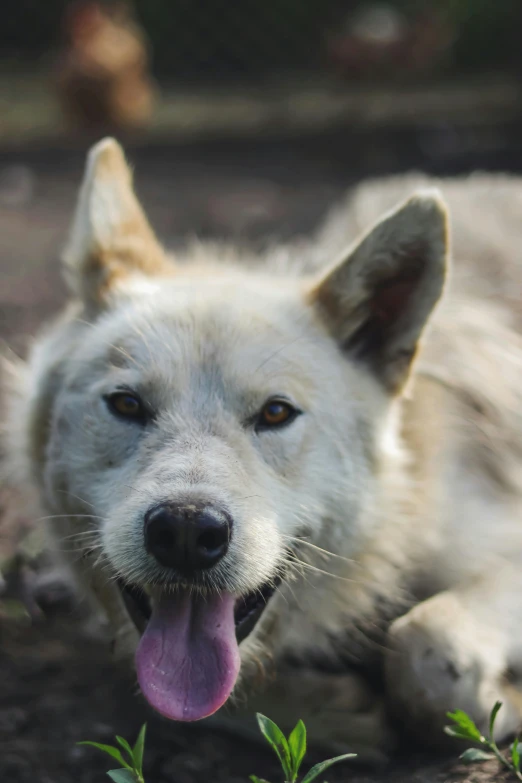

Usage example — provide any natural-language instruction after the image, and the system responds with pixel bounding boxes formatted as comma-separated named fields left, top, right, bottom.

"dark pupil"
left=267, top=403, right=284, bottom=418
left=121, top=396, right=137, bottom=411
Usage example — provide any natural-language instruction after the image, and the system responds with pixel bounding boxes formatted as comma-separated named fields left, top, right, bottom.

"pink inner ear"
left=371, top=277, right=419, bottom=326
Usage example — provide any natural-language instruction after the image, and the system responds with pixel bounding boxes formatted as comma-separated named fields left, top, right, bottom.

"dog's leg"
left=385, top=565, right=522, bottom=744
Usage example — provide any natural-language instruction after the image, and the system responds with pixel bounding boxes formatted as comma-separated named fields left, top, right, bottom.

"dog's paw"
left=385, top=592, right=520, bottom=744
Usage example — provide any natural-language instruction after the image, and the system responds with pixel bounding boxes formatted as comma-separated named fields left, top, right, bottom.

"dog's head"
left=20, top=140, right=448, bottom=722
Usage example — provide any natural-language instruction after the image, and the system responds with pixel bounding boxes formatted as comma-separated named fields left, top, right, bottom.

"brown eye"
left=106, top=391, right=146, bottom=422
left=256, top=399, right=300, bottom=432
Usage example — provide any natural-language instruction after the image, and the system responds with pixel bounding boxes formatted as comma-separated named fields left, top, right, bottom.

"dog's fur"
left=3, top=139, right=522, bottom=759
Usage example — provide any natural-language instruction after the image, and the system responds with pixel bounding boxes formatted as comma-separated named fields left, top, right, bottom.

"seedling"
left=251, top=713, right=356, bottom=783
left=445, top=701, right=522, bottom=780
left=79, top=712, right=356, bottom=783
left=78, top=723, right=147, bottom=783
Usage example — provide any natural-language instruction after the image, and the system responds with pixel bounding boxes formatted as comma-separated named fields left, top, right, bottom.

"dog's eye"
left=106, top=391, right=146, bottom=422
left=256, top=399, right=300, bottom=432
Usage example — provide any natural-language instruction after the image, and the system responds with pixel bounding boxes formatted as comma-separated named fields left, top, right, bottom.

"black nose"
left=144, top=503, right=231, bottom=575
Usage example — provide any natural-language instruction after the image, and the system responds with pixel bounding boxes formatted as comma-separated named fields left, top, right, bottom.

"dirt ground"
left=1, top=130, right=522, bottom=783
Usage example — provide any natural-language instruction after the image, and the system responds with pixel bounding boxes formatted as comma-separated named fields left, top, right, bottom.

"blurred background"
left=1, top=0, right=522, bottom=146
left=1, top=0, right=522, bottom=338
left=1, top=2, right=522, bottom=782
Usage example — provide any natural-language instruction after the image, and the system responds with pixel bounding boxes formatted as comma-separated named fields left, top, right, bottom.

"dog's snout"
left=144, top=503, right=231, bottom=575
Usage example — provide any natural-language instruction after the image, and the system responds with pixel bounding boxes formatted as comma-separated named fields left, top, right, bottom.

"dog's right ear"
left=62, top=138, right=173, bottom=310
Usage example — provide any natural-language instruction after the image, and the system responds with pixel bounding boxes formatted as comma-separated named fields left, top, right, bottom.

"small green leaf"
left=115, top=736, right=134, bottom=765
left=489, top=701, right=502, bottom=740
left=300, top=753, right=357, bottom=783
left=446, top=710, right=483, bottom=742
left=132, top=724, right=147, bottom=774
left=107, top=770, right=137, bottom=783
left=249, top=776, right=272, bottom=783
left=512, top=737, right=520, bottom=771
left=288, top=720, right=307, bottom=778
left=77, top=742, right=132, bottom=770
left=459, top=748, right=495, bottom=764
left=256, top=714, right=293, bottom=781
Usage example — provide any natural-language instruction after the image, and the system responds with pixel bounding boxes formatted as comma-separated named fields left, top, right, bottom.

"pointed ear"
left=62, top=138, right=173, bottom=308
left=308, top=190, right=449, bottom=394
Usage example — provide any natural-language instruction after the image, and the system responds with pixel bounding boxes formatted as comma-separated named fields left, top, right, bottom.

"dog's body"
left=4, top=140, right=522, bottom=758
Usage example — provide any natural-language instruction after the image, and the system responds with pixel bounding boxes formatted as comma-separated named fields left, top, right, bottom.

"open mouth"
left=119, top=577, right=280, bottom=643
left=117, top=575, right=281, bottom=722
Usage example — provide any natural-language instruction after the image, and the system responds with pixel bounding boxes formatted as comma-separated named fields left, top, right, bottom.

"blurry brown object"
left=327, top=3, right=454, bottom=79
left=55, top=0, right=156, bottom=132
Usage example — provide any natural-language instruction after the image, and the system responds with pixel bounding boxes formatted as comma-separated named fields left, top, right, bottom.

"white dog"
left=4, top=139, right=522, bottom=757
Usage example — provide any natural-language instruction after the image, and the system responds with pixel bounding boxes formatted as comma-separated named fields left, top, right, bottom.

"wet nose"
left=144, top=503, right=231, bottom=575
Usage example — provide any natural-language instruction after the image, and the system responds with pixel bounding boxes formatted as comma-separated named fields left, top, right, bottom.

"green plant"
left=78, top=712, right=355, bottom=783
left=445, top=701, right=522, bottom=780
left=78, top=723, right=147, bottom=783
left=251, top=713, right=356, bottom=783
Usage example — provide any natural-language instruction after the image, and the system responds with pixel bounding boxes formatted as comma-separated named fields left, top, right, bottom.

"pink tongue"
left=136, top=590, right=240, bottom=721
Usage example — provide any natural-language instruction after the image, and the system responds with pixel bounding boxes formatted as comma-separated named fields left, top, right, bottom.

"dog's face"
left=25, top=140, right=448, bottom=723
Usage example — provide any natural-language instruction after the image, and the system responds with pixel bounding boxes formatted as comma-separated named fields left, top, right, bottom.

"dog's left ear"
left=63, top=137, right=172, bottom=309
left=309, top=191, right=449, bottom=394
